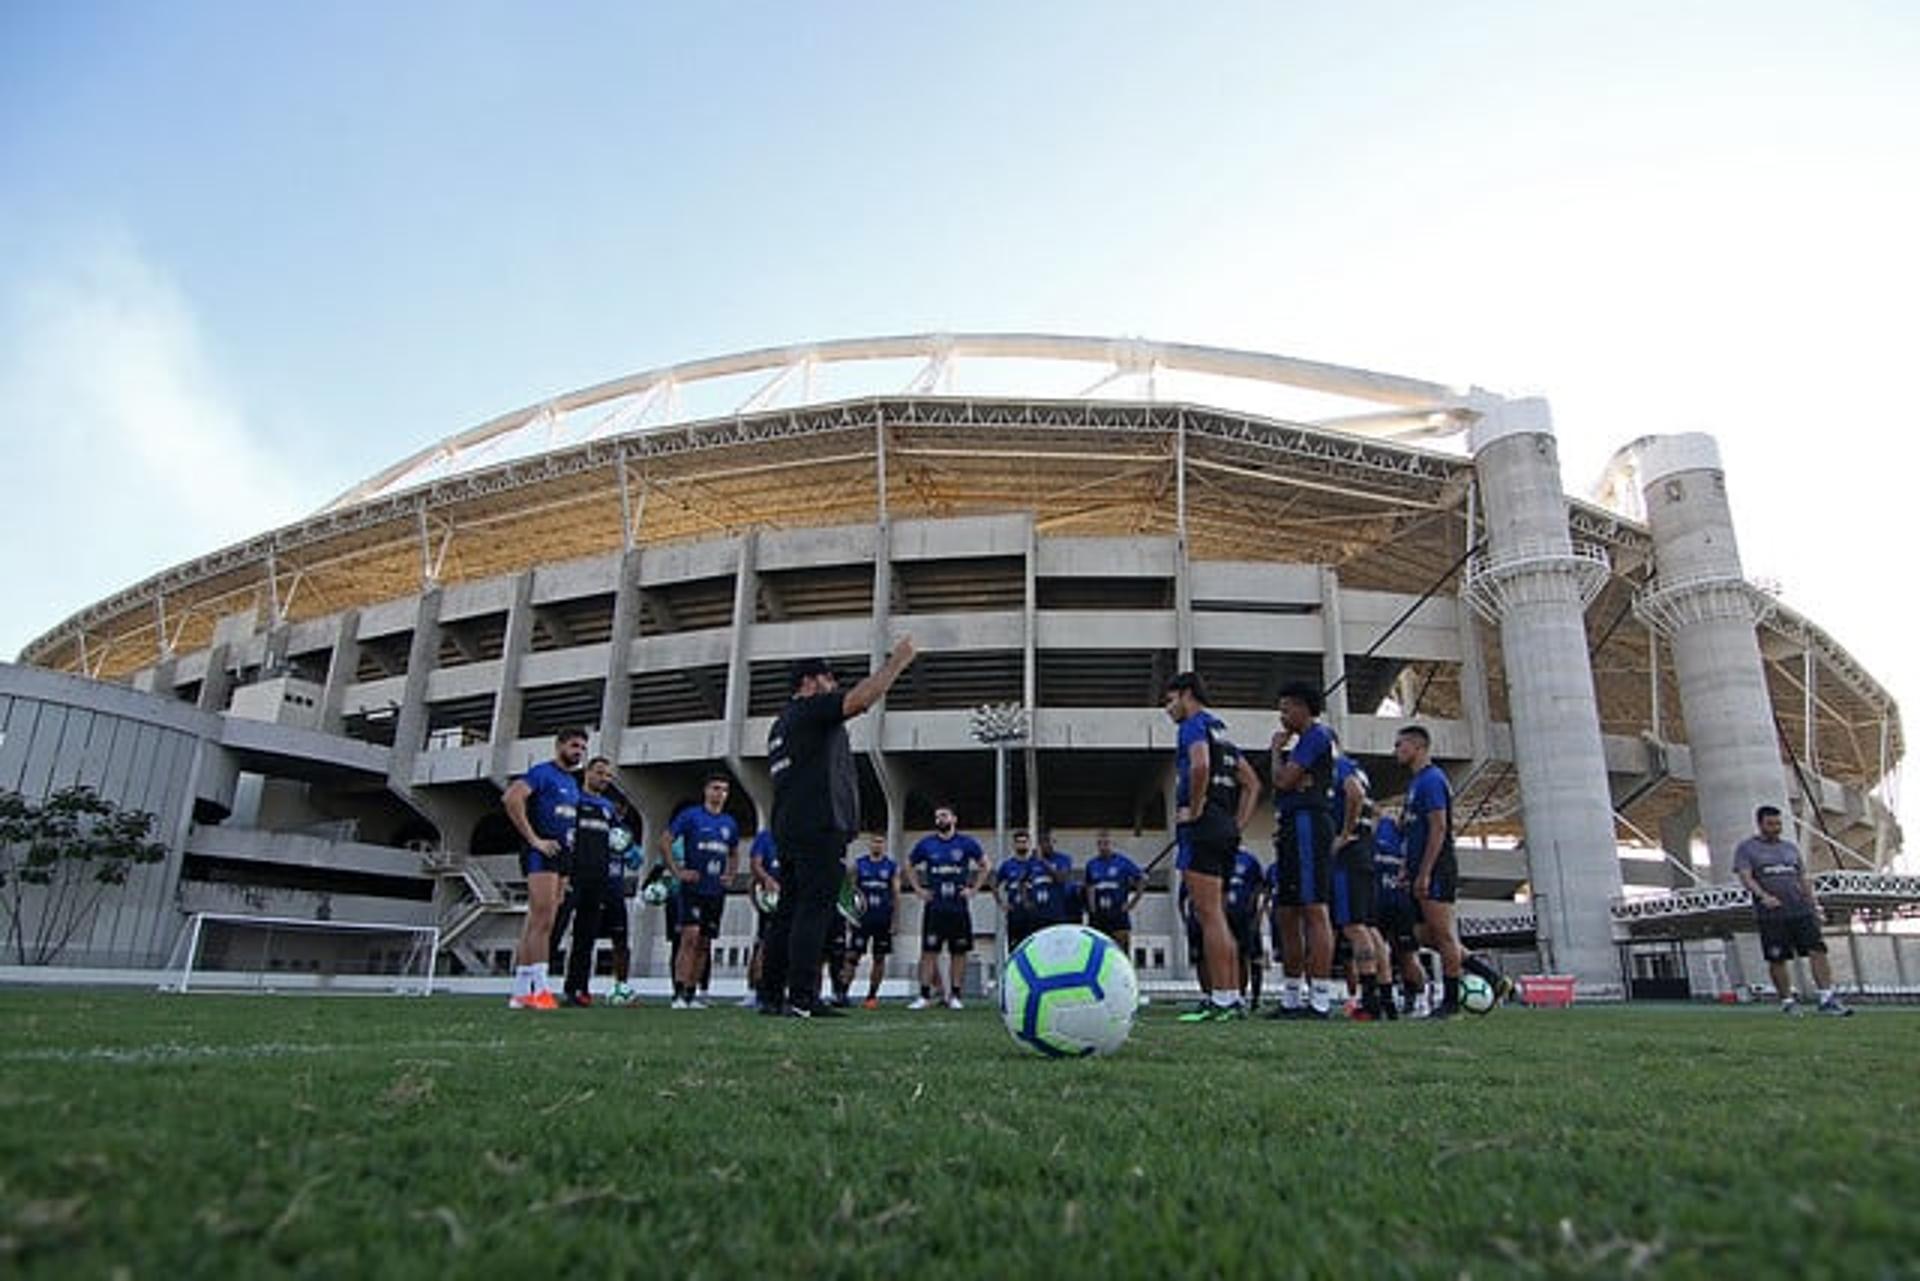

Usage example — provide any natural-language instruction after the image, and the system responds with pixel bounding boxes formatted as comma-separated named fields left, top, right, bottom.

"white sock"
left=514, top=964, right=538, bottom=997
left=1310, top=979, right=1334, bottom=1012
left=1211, top=990, right=1238, bottom=1009
left=1817, top=988, right=1833, bottom=1003
left=532, top=962, right=549, bottom=993
left=1282, top=978, right=1302, bottom=1009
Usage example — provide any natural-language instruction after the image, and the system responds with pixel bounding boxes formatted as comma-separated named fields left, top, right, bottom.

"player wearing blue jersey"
left=1271, top=683, right=1338, bottom=1018
left=1225, top=846, right=1267, bottom=1009
left=1397, top=726, right=1466, bottom=1017
left=994, top=829, right=1040, bottom=950
left=1165, top=672, right=1262, bottom=1023
left=741, top=828, right=780, bottom=1008
left=662, top=772, right=741, bottom=1010
left=906, top=804, right=987, bottom=1010
left=1330, top=754, right=1389, bottom=1020
left=1396, top=725, right=1512, bottom=1017
left=1035, top=831, right=1078, bottom=926
left=1369, top=811, right=1423, bottom=1016
left=1084, top=830, right=1145, bottom=955
left=850, top=833, right=900, bottom=1008
left=500, top=726, right=589, bottom=1009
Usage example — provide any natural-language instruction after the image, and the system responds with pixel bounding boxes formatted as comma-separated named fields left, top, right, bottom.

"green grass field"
left=0, top=992, right=1914, bottom=1280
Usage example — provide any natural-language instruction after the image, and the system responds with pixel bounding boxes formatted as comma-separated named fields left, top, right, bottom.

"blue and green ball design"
left=1000, top=924, right=1140, bottom=1057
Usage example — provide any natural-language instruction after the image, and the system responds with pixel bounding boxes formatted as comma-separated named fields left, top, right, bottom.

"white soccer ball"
left=999, top=924, right=1139, bottom=1058
left=753, top=884, right=781, bottom=914
left=641, top=878, right=673, bottom=906
left=1459, top=973, right=1497, bottom=1015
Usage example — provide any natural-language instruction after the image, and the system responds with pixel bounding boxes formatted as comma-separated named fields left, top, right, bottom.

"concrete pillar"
left=1465, top=396, right=1623, bottom=997
left=196, top=643, right=233, bottom=712
left=868, top=523, right=904, bottom=850
left=318, top=608, right=362, bottom=735
left=722, top=534, right=757, bottom=765
left=1659, top=798, right=1701, bottom=888
left=1631, top=434, right=1787, bottom=881
left=598, top=548, right=644, bottom=762
left=1319, top=567, right=1349, bottom=739
left=488, top=572, right=536, bottom=785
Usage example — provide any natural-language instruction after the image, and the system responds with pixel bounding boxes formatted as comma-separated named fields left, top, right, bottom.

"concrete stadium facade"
left=7, top=336, right=1908, bottom=997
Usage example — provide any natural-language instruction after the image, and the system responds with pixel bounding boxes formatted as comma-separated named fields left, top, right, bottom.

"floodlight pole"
left=971, top=703, right=1029, bottom=979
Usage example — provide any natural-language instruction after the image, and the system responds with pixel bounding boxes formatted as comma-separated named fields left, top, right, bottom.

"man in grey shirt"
left=1731, top=805, right=1852, bottom=1016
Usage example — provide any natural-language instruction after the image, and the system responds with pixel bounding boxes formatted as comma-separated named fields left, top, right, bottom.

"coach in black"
left=759, top=638, right=917, bottom=1017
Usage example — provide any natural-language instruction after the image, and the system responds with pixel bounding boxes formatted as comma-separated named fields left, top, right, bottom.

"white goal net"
left=163, top=913, right=439, bottom=995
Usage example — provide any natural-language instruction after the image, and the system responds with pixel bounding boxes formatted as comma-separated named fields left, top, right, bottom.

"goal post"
left=164, top=913, right=440, bottom=995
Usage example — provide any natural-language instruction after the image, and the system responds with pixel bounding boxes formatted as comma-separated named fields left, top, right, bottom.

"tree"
left=0, top=785, right=169, bottom=965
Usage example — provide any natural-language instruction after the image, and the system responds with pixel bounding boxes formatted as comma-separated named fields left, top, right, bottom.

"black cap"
left=788, top=656, right=834, bottom=690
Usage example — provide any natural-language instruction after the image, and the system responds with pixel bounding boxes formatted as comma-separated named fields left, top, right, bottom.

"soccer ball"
left=752, top=884, right=781, bottom=914
left=641, top=877, right=674, bottom=906
left=1459, top=973, right=1497, bottom=1015
left=1000, top=924, right=1139, bottom=1058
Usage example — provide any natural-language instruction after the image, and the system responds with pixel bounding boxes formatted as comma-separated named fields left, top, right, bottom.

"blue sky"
left=2, top=2, right=1916, bottom=833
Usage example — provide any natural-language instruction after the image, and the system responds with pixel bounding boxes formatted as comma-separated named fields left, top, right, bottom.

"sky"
left=2, top=1, right=1915, bottom=838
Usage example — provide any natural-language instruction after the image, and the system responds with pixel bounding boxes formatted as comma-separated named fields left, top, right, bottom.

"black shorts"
left=520, top=847, right=568, bottom=878
left=1178, top=810, right=1238, bottom=879
left=1758, top=913, right=1826, bottom=962
left=1088, top=913, right=1131, bottom=939
left=676, top=892, right=725, bottom=938
left=1007, top=915, right=1038, bottom=949
left=1375, top=893, right=1418, bottom=951
left=1274, top=808, right=1334, bottom=907
left=850, top=916, right=894, bottom=957
left=922, top=908, right=972, bottom=954
left=1227, top=910, right=1260, bottom=961
left=1416, top=851, right=1459, bottom=907
left=1330, top=841, right=1377, bottom=929
left=592, top=881, right=629, bottom=945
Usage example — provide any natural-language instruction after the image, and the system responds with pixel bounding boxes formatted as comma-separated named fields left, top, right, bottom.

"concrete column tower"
left=1630, top=434, right=1786, bottom=880
left=1463, top=396, right=1623, bottom=995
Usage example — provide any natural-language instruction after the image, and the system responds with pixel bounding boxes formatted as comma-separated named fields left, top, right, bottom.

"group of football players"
left=498, top=666, right=1513, bottom=1019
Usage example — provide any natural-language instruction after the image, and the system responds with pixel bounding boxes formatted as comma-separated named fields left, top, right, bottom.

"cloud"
left=0, top=234, right=305, bottom=660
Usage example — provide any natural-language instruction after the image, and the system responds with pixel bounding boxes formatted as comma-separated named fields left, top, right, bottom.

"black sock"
left=1443, top=976, right=1460, bottom=1009
left=1401, top=979, right=1421, bottom=1008
left=1360, top=977, right=1379, bottom=1015
left=1463, top=954, right=1500, bottom=986
left=1380, top=984, right=1399, bottom=1019
left=921, top=983, right=932, bottom=1000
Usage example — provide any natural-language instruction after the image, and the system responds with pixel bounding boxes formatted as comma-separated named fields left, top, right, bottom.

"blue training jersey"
left=995, top=856, right=1032, bottom=917
left=749, top=829, right=779, bottom=883
left=1226, top=848, right=1263, bottom=915
left=854, top=855, right=898, bottom=919
left=1333, top=754, right=1368, bottom=830
left=1086, top=853, right=1143, bottom=919
left=1277, top=722, right=1336, bottom=814
left=912, top=832, right=985, bottom=911
left=1372, top=814, right=1408, bottom=900
left=1175, top=711, right=1242, bottom=811
left=517, top=761, right=580, bottom=856
left=1027, top=853, right=1073, bottom=922
left=668, top=805, right=740, bottom=897
left=1402, top=765, right=1453, bottom=874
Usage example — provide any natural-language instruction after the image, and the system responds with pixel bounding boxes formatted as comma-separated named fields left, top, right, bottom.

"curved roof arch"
left=324, top=333, right=1487, bottom=511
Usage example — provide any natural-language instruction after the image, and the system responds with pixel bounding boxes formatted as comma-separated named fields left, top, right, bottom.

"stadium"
left=3, top=333, right=1912, bottom=999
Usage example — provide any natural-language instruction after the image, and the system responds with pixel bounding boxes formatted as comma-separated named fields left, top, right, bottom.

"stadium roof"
left=19, top=335, right=1902, bottom=792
